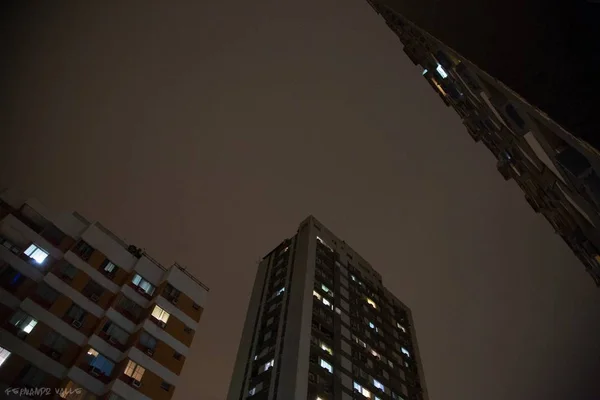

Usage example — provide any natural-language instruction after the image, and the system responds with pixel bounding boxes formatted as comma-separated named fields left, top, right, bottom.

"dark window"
left=139, top=331, right=157, bottom=350
left=505, top=104, right=525, bottom=129
left=163, top=283, right=180, bottom=301
left=16, top=364, right=46, bottom=388
left=184, top=326, right=193, bottom=334
left=116, top=295, right=143, bottom=320
left=57, top=262, right=78, bottom=281
left=66, top=304, right=87, bottom=323
left=41, top=225, right=66, bottom=246
left=35, top=282, right=59, bottom=306
left=173, top=352, right=182, bottom=360
left=73, top=241, right=94, bottom=261
left=160, top=381, right=172, bottom=391
left=556, top=146, right=591, bottom=178
left=82, top=280, right=104, bottom=302
left=192, top=302, right=200, bottom=310
left=0, top=263, right=25, bottom=288
left=42, top=331, right=69, bottom=355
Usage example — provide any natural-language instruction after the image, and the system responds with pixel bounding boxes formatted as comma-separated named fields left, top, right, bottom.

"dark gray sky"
left=2, top=2, right=600, bottom=400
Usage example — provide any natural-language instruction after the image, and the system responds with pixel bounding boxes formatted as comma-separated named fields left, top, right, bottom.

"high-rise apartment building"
left=0, top=189, right=208, bottom=400
left=366, top=1, right=600, bottom=285
left=227, top=216, right=428, bottom=400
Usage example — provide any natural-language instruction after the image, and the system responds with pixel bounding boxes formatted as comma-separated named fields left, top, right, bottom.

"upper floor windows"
left=401, top=347, right=411, bottom=358
left=163, top=284, right=180, bottom=303
left=248, top=382, right=264, bottom=396
left=396, top=322, right=407, bottom=333
left=85, top=348, right=114, bottom=379
left=24, top=244, right=49, bottom=265
left=366, top=298, right=378, bottom=310
left=56, top=262, right=78, bottom=281
left=320, top=342, right=333, bottom=355
left=319, top=358, right=333, bottom=374
left=34, top=282, right=59, bottom=308
left=139, top=331, right=157, bottom=354
left=116, top=295, right=144, bottom=322
left=73, top=241, right=94, bottom=261
left=258, top=359, right=274, bottom=374
left=0, top=263, right=25, bottom=289
left=9, top=310, right=38, bottom=337
left=101, top=259, right=118, bottom=278
left=151, top=305, right=170, bottom=326
left=0, top=347, right=10, bottom=367
left=353, top=382, right=372, bottom=398
left=131, top=274, right=155, bottom=297
left=65, top=303, right=87, bottom=328
left=82, top=280, right=105, bottom=303
left=124, top=359, right=145, bottom=382
left=101, top=320, right=129, bottom=346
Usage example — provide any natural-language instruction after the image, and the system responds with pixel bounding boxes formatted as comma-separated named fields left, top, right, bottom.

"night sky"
left=2, top=2, right=600, bottom=400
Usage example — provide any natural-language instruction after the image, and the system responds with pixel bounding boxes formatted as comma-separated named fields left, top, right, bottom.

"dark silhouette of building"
left=367, top=0, right=600, bottom=285
left=227, top=216, right=428, bottom=400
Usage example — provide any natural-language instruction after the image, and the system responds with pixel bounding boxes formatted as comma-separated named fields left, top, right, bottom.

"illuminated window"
left=401, top=347, right=410, bottom=358
left=85, top=348, right=114, bottom=376
left=388, top=360, right=394, bottom=368
left=396, top=323, right=406, bottom=333
left=24, top=244, right=49, bottom=264
left=422, top=68, right=428, bottom=75
left=131, top=274, right=156, bottom=296
left=369, top=322, right=378, bottom=332
left=259, top=359, right=274, bottom=373
left=275, top=287, right=285, bottom=296
left=313, top=290, right=322, bottom=301
left=319, top=359, right=333, bottom=373
left=436, top=64, right=448, bottom=79
left=370, top=349, right=380, bottom=359
left=366, top=298, right=377, bottom=309
left=101, top=260, right=117, bottom=275
left=320, top=342, right=333, bottom=355
left=124, top=359, right=145, bottom=381
left=353, top=382, right=372, bottom=398
left=373, top=379, right=385, bottom=391
left=9, top=310, right=38, bottom=334
left=334, top=307, right=341, bottom=315
left=249, top=382, right=263, bottom=396
left=0, top=347, right=10, bottom=367
left=321, top=284, right=331, bottom=294
left=322, top=297, right=331, bottom=307
left=151, top=305, right=170, bottom=324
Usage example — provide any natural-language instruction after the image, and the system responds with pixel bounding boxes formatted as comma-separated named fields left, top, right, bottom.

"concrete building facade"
left=0, top=189, right=208, bottom=400
left=367, top=0, right=600, bottom=285
left=227, top=216, right=428, bottom=400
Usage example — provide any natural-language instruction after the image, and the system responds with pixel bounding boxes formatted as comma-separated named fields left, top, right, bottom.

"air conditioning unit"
left=131, top=379, right=141, bottom=388
left=90, top=367, right=101, bottom=377
left=146, top=348, right=154, bottom=356
left=308, top=373, right=315, bottom=382
left=90, top=294, right=100, bottom=302
left=108, top=337, right=117, bottom=345
left=159, top=321, right=166, bottom=328
left=71, top=320, right=82, bottom=329
left=51, top=351, right=60, bottom=359
left=171, top=298, right=178, bottom=305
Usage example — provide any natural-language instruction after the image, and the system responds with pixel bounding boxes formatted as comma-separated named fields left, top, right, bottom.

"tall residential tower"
left=227, top=216, right=427, bottom=400
left=367, top=1, right=600, bottom=285
left=0, top=189, right=208, bottom=400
